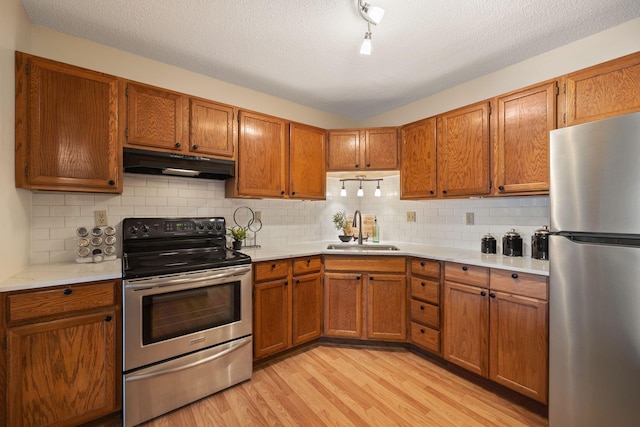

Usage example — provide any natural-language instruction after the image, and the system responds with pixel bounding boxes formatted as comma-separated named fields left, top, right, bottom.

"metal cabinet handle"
left=63, top=288, right=72, bottom=295
left=104, top=315, right=112, bottom=322
left=512, top=273, right=518, bottom=279
left=175, top=142, right=181, bottom=148
left=462, top=266, right=468, bottom=271
left=498, top=185, right=505, bottom=191
left=429, top=190, right=434, bottom=195
left=108, top=180, right=115, bottom=186
left=420, top=261, right=425, bottom=267
left=420, top=328, right=425, bottom=333
left=481, top=291, right=486, bottom=296
left=421, top=282, right=425, bottom=287
left=271, top=263, right=276, bottom=268
left=420, top=305, right=424, bottom=310
left=442, top=190, right=447, bottom=195
left=370, top=276, right=374, bottom=280
left=192, top=145, right=199, bottom=150
left=489, top=293, right=496, bottom=298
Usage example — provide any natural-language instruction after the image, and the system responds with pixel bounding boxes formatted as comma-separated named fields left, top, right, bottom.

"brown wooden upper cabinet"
left=565, top=51, right=640, bottom=127
left=327, top=127, right=399, bottom=171
left=189, top=97, right=235, bottom=158
left=234, top=110, right=288, bottom=198
left=437, top=102, right=491, bottom=197
left=125, top=81, right=187, bottom=152
left=289, top=122, right=326, bottom=199
left=495, top=81, right=557, bottom=195
left=14, top=52, right=124, bottom=193
left=400, top=117, right=437, bottom=199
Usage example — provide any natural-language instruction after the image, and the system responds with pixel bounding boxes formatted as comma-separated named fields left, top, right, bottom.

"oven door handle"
left=125, top=266, right=251, bottom=290
left=125, top=336, right=252, bottom=382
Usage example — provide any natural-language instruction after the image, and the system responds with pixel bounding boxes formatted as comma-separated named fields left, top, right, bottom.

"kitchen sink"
left=326, top=244, right=400, bottom=251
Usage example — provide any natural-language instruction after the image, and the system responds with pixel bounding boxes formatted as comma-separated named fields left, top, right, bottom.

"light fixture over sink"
left=340, top=175, right=383, bottom=197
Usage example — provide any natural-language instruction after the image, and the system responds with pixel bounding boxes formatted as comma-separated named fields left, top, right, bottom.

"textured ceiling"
left=19, top=0, right=640, bottom=121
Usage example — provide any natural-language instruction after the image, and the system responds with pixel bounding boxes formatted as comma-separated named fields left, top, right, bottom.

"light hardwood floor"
left=131, top=344, right=547, bottom=427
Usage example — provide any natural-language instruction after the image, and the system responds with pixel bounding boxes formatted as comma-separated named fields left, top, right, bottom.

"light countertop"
left=0, top=241, right=549, bottom=292
left=241, top=240, right=549, bottom=276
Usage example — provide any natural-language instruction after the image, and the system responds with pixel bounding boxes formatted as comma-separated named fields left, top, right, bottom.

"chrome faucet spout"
left=353, top=210, right=363, bottom=245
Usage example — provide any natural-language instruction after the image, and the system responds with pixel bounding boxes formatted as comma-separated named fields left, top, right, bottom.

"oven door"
left=123, top=265, right=252, bottom=371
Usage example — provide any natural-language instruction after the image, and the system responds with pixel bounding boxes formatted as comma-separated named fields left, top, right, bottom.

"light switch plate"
left=407, top=211, right=416, bottom=222
left=95, top=210, right=108, bottom=227
left=254, top=211, right=262, bottom=221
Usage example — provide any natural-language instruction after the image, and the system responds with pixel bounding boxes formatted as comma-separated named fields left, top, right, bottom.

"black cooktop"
left=122, top=217, right=251, bottom=279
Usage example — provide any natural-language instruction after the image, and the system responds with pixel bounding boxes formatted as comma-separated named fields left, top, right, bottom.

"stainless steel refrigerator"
left=549, top=112, right=640, bottom=427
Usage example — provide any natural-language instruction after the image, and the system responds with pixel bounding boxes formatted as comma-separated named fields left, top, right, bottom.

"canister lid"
left=504, top=228, right=520, bottom=237
left=534, top=225, right=550, bottom=235
left=482, top=234, right=495, bottom=240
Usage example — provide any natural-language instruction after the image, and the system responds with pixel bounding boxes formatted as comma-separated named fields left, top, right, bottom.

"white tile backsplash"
left=29, top=173, right=549, bottom=264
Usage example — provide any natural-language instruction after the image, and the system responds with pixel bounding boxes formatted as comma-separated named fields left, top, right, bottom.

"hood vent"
left=123, top=148, right=235, bottom=180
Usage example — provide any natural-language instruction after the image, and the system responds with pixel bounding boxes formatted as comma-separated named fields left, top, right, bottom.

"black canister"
left=502, top=229, right=523, bottom=257
left=531, top=225, right=550, bottom=260
left=481, top=234, right=497, bottom=254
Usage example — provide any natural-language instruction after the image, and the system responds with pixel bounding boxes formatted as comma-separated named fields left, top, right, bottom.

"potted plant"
left=228, top=225, right=248, bottom=250
left=332, top=211, right=352, bottom=242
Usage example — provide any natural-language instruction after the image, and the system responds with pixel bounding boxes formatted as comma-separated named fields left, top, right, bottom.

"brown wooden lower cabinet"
left=1, top=279, right=121, bottom=427
left=408, top=258, right=443, bottom=355
left=253, top=256, right=323, bottom=360
left=443, top=262, right=549, bottom=403
left=324, top=256, right=406, bottom=341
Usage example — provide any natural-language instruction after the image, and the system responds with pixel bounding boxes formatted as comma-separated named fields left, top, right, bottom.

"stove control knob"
left=128, top=226, right=139, bottom=235
left=196, top=222, right=204, bottom=230
left=141, top=225, right=150, bottom=233
left=206, top=222, right=213, bottom=230
left=214, top=222, right=223, bottom=231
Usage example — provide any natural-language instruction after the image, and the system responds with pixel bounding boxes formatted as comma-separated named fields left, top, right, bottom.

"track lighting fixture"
left=339, top=176, right=383, bottom=197
left=357, top=0, right=384, bottom=55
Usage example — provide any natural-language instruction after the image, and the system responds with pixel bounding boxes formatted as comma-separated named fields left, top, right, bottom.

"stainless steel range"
left=121, top=217, right=252, bottom=427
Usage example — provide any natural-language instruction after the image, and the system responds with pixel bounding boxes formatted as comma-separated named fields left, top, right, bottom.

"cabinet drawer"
left=490, top=269, right=548, bottom=300
left=410, top=299, right=439, bottom=329
left=324, top=256, right=406, bottom=273
left=254, top=260, right=290, bottom=282
left=410, top=258, right=440, bottom=279
left=293, top=256, right=322, bottom=276
left=411, top=322, right=440, bottom=353
left=410, top=277, right=439, bottom=304
left=8, top=280, right=116, bottom=323
left=445, top=262, right=489, bottom=287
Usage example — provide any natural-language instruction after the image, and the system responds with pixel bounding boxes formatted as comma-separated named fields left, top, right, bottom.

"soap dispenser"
left=373, top=217, right=380, bottom=243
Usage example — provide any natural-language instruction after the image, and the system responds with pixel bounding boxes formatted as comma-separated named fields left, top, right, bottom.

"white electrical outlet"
left=465, top=212, right=474, bottom=225
left=95, top=210, right=108, bottom=227
left=407, top=211, right=416, bottom=222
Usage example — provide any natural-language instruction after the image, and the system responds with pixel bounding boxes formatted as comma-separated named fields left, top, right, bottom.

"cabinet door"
left=496, top=82, right=556, bottom=194
left=489, top=292, right=548, bottom=403
left=400, top=118, right=437, bottom=199
left=366, top=274, right=407, bottom=341
left=189, top=98, right=234, bottom=158
left=7, top=310, right=117, bottom=427
left=253, top=278, right=291, bottom=360
left=237, top=111, right=288, bottom=197
left=292, top=272, right=323, bottom=346
left=324, top=273, right=363, bottom=338
left=327, top=129, right=362, bottom=171
left=364, top=127, right=399, bottom=170
left=15, top=52, right=122, bottom=193
left=437, top=102, right=491, bottom=197
left=565, top=51, right=640, bottom=126
left=443, top=281, right=489, bottom=376
left=126, top=82, right=186, bottom=151
left=289, top=122, right=326, bottom=200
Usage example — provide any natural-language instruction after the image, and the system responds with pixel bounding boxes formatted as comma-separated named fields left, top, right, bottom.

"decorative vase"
left=338, top=235, right=353, bottom=242
left=232, top=240, right=242, bottom=250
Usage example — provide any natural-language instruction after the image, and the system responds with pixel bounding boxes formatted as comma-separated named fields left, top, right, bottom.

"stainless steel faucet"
left=353, top=210, right=363, bottom=244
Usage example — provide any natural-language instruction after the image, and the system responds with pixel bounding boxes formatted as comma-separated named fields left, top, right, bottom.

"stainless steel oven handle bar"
left=125, top=336, right=251, bottom=382
left=124, top=265, right=251, bottom=290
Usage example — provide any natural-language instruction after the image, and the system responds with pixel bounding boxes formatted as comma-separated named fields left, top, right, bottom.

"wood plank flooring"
left=131, top=344, right=547, bottom=427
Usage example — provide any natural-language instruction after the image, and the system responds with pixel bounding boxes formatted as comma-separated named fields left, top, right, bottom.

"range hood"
left=123, top=147, right=235, bottom=180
